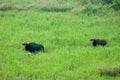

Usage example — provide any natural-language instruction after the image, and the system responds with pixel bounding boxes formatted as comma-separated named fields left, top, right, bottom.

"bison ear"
left=22, top=42, right=28, bottom=46
left=90, top=39, right=94, bottom=41
left=90, top=38, right=96, bottom=41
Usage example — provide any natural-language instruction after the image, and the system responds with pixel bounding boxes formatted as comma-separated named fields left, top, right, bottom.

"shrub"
left=40, top=6, right=72, bottom=12
left=81, top=3, right=109, bottom=15
left=100, top=65, right=120, bottom=77
left=112, top=0, right=120, bottom=10
left=0, top=3, right=13, bottom=11
left=90, top=0, right=113, bottom=4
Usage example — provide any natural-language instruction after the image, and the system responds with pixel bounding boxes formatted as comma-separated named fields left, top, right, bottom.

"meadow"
left=0, top=0, right=120, bottom=80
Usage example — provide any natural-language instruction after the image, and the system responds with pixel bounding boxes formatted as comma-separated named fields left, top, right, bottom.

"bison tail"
left=42, top=46, right=44, bottom=52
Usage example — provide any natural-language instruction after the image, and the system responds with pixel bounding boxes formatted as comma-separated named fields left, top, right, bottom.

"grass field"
left=0, top=0, right=120, bottom=80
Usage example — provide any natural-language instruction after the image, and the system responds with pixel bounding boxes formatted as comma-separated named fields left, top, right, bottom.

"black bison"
left=22, top=42, right=44, bottom=53
left=90, top=38, right=107, bottom=47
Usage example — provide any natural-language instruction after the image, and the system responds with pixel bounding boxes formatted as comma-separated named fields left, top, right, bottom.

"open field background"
left=0, top=0, right=120, bottom=80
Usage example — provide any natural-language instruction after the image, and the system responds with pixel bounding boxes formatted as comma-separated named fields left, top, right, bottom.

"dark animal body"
left=22, top=42, right=44, bottom=53
left=90, top=38, right=107, bottom=47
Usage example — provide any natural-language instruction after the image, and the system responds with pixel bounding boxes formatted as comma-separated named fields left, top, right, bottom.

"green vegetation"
left=0, top=0, right=120, bottom=80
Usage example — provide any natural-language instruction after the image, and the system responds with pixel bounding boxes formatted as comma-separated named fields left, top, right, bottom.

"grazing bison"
left=90, top=38, right=107, bottom=47
left=22, top=42, right=44, bottom=53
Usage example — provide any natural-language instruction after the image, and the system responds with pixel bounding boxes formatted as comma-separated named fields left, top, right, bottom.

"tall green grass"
left=0, top=10, right=120, bottom=80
